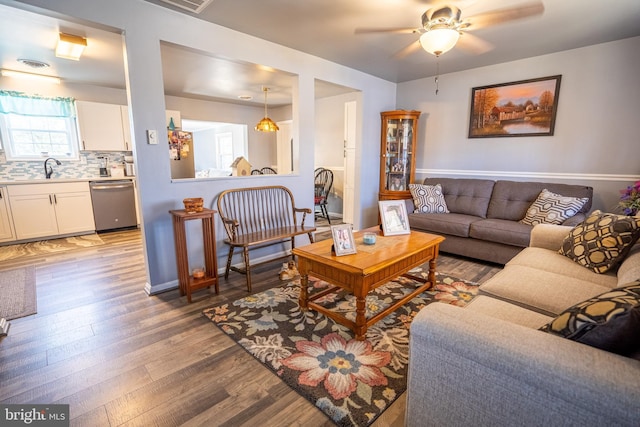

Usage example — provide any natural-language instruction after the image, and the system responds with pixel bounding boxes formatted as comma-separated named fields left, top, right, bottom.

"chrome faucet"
left=44, top=157, right=62, bottom=179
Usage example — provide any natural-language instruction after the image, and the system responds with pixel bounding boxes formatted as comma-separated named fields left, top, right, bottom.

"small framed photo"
left=331, top=224, right=357, bottom=256
left=379, top=200, right=411, bottom=236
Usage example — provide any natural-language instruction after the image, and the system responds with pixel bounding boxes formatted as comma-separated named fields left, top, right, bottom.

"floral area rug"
left=203, top=271, right=478, bottom=427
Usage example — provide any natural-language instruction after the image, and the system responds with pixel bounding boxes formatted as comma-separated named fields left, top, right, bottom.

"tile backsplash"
left=0, top=151, right=130, bottom=181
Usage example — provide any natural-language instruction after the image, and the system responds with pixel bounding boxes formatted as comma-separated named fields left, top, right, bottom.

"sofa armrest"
left=404, top=198, right=415, bottom=214
left=529, top=223, right=573, bottom=250
left=406, top=303, right=640, bottom=426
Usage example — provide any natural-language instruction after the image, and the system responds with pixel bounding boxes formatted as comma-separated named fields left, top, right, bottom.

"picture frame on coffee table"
left=331, top=224, right=357, bottom=256
left=379, top=200, right=411, bottom=236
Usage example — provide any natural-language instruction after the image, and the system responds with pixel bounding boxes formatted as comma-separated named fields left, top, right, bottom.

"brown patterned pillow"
left=520, top=189, right=588, bottom=226
left=540, top=281, right=640, bottom=360
left=559, top=210, right=640, bottom=273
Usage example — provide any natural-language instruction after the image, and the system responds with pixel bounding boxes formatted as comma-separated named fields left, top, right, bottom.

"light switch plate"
left=147, top=129, right=158, bottom=145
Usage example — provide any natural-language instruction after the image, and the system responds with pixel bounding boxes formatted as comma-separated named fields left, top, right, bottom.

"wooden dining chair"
left=314, top=168, right=333, bottom=223
left=260, top=167, right=277, bottom=174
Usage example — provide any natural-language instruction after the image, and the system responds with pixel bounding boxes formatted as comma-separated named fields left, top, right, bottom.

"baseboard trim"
left=416, top=169, right=639, bottom=182
left=145, top=280, right=178, bottom=295
left=145, top=249, right=293, bottom=296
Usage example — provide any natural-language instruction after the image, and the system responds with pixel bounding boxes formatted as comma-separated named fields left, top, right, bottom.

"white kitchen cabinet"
left=8, top=182, right=95, bottom=240
left=0, top=187, right=16, bottom=243
left=77, top=101, right=131, bottom=151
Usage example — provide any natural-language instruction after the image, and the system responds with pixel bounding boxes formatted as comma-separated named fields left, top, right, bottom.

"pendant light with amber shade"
left=255, top=86, right=279, bottom=132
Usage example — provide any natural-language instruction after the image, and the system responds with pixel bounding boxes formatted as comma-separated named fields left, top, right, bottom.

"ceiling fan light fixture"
left=55, top=33, right=87, bottom=61
left=420, top=28, right=460, bottom=57
left=255, top=87, right=279, bottom=132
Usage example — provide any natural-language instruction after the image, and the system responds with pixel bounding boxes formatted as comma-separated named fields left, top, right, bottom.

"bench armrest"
left=294, top=206, right=312, bottom=225
left=221, top=218, right=240, bottom=239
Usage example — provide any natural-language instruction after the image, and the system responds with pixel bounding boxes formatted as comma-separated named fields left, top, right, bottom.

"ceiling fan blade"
left=355, top=27, right=420, bottom=35
left=393, top=40, right=423, bottom=59
left=463, top=1, right=544, bottom=30
left=456, top=32, right=494, bottom=55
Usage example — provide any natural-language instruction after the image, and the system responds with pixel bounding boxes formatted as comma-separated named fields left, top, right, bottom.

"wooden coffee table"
left=293, top=227, right=444, bottom=340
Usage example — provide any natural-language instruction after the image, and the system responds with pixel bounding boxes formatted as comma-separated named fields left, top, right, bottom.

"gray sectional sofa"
left=406, top=223, right=640, bottom=426
left=405, top=177, right=593, bottom=264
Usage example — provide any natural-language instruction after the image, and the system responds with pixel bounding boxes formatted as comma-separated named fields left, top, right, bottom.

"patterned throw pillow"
left=408, top=184, right=449, bottom=214
left=559, top=210, right=640, bottom=273
left=520, top=189, right=588, bottom=226
left=540, top=281, right=640, bottom=360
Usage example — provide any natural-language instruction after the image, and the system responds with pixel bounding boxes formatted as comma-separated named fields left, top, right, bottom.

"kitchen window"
left=0, top=91, right=79, bottom=161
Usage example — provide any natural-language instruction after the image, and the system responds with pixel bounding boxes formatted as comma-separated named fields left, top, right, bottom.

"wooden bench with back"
left=217, top=185, right=316, bottom=292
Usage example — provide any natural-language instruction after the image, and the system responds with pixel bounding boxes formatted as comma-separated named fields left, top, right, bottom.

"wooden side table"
left=169, top=208, right=219, bottom=303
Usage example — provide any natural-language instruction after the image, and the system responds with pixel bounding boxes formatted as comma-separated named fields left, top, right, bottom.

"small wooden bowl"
left=192, top=268, right=205, bottom=279
left=183, top=197, right=204, bottom=213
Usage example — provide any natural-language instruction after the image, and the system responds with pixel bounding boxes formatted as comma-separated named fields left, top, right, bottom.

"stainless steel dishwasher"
left=89, top=180, right=138, bottom=231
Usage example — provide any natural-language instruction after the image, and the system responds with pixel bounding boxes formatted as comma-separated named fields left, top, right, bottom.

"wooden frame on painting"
left=468, top=75, right=561, bottom=138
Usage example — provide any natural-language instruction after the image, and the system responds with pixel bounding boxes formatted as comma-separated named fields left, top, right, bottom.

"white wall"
left=397, top=36, right=640, bottom=212
left=314, top=92, right=360, bottom=215
left=13, top=0, right=396, bottom=293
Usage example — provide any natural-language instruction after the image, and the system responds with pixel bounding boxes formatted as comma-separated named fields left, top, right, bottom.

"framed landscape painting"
left=468, top=75, right=561, bottom=138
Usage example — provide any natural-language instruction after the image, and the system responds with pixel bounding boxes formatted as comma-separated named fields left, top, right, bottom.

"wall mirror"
left=160, top=41, right=298, bottom=180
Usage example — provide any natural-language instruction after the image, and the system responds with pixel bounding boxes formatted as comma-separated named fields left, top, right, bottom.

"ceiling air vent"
left=159, top=0, right=214, bottom=14
left=18, top=59, right=50, bottom=69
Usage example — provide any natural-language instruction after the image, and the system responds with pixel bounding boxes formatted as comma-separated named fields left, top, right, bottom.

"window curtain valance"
left=0, top=91, right=76, bottom=118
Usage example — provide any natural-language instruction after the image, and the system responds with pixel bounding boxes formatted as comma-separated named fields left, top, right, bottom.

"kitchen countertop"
left=0, top=176, right=136, bottom=186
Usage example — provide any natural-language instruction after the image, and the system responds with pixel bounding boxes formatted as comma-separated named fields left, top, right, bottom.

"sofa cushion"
left=469, top=219, right=532, bottom=248
left=407, top=212, right=479, bottom=237
left=559, top=210, right=640, bottom=274
left=479, top=265, right=612, bottom=316
left=617, top=244, right=640, bottom=286
left=465, top=295, right=552, bottom=329
left=408, top=183, right=449, bottom=213
left=540, top=281, right=640, bottom=360
left=519, top=189, right=589, bottom=226
left=487, top=181, right=593, bottom=221
left=506, top=247, right=618, bottom=288
left=422, top=178, right=494, bottom=218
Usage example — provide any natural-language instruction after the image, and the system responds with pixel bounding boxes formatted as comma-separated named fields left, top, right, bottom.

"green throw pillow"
left=559, top=210, right=640, bottom=273
left=540, top=280, right=640, bottom=360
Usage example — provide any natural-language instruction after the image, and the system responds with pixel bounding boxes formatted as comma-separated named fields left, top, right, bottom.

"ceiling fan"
left=356, top=1, right=544, bottom=58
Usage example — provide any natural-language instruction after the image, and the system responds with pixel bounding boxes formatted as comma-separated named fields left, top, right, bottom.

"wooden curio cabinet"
left=379, top=110, right=421, bottom=200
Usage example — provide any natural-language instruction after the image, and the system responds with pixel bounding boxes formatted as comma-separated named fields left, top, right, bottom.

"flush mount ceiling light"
left=55, top=33, right=87, bottom=61
left=255, top=87, right=279, bottom=132
left=1, top=69, right=60, bottom=84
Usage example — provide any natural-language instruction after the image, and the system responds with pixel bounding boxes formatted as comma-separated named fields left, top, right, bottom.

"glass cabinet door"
left=379, top=110, right=421, bottom=200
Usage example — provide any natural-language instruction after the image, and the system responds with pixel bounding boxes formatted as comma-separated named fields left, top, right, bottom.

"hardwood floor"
left=0, top=229, right=501, bottom=426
